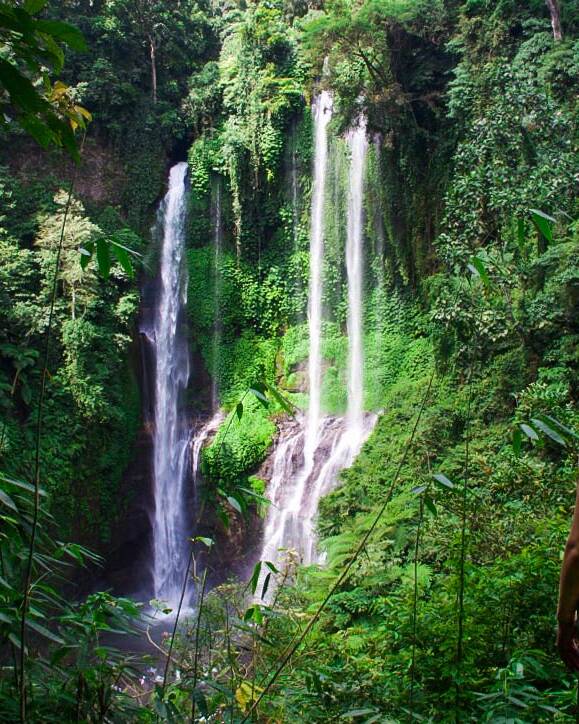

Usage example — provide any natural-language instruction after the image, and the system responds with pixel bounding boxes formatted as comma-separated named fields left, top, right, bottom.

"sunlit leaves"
left=514, top=414, right=578, bottom=451
left=0, top=3, right=89, bottom=158
left=235, top=680, right=263, bottom=712
left=433, top=473, right=455, bottom=490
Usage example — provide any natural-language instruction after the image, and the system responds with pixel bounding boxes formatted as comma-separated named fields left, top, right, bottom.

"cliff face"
left=4, top=138, right=129, bottom=210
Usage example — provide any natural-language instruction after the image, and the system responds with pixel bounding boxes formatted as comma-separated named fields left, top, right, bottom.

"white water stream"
left=151, top=162, right=192, bottom=608
left=256, top=103, right=376, bottom=590
left=304, top=90, right=333, bottom=465
left=345, top=116, right=368, bottom=439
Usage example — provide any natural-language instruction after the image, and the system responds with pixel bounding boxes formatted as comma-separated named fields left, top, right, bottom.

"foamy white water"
left=304, top=90, right=333, bottom=464
left=151, top=163, right=191, bottom=608
left=254, top=104, right=377, bottom=598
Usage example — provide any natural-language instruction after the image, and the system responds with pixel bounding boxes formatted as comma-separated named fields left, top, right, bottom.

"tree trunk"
left=149, top=36, right=158, bottom=103
left=545, top=0, right=563, bottom=41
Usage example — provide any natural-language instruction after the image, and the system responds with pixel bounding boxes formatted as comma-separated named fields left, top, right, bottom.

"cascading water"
left=151, top=162, right=192, bottom=608
left=255, top=101, right=377, bottom=589
left=304, top=90, right=333, bottom=465
left=254, top=92, right=333, bottom=584
left=191, top=412, right=224, bottom=485
left=301, top=116, right=374, bottom=563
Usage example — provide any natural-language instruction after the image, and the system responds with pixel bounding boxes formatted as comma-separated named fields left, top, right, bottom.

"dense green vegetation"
left=0, top=0, right=577, bottom=721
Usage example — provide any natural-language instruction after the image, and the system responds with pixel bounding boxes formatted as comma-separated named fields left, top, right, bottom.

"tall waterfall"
left=345, top=117, right=368, bottom=438
left=304, top=90, right=333, bottom=464
left=257, top=92, right=333, bottom=578
left=151, top=162, right=191, bottom=607
left=256, top=103, right=376, bottom=589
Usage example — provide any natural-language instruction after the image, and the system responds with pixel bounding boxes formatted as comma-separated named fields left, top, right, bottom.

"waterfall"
left=211, top=177, right=223, bottom=412
left=253, top=92, right=333, bottom=586
left=345, top=116, right=368, bottom=438
left=282, top=91, right=333, bottom=524
left=255, top=101, right=377, bottom=595
left=151, top=162, right=191, bottom=608
left=304, top=90, right=333, bottom=465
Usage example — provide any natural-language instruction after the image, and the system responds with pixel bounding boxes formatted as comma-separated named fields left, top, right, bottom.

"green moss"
left=203, top=395, right=276, bottom=487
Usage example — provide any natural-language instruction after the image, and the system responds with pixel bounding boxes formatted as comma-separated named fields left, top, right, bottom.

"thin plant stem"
left=409, top=494, right=424, bottom=715
left=224, top=600, right=234, bottom=724
left=19, top=176, right=76, bottom=723
left=162, top=545, right=194, bottom=691
left=455, top=375, right=473, bottom=721
left=191, top=567, right=208, bottom=723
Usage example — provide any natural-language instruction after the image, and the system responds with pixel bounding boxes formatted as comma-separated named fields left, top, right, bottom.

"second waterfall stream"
left=257, top=101, right=377, bottom=583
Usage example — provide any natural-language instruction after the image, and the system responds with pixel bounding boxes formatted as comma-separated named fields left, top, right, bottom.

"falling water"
left=277, top=91, right=333, bottom=533
left=304, top=91, right=333, bottom=463
left=191, top=412, right=224, bottom=484
left=151, top=162, right=191, bottom=608
left=299, top=115, right=374, bottom=564
left=255, top=103, right=377, bottom=594
left=345, top=116, right=368, bottom=438
left=253, top=93, right=333, bottom=588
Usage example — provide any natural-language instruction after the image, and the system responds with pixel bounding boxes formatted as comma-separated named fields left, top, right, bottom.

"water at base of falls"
left=258, top=413, right=376, bottom=582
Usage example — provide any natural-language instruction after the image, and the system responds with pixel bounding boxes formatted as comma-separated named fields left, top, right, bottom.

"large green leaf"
left=0, top=489, right=18, bottom=512
left=26, top=618, right=65, bottom=645
left=520, top=423, right=538, bottom=441
left=433, top=473, right=454, bottom=489
left=531, top=418, right=566, bottom=446
left=36, top=19, right=87, bottom=52
left=249, top=561, right=262, bottom=595
left=110, top=240, right=134, bottom=277
left=96, top=237, right=111, bottom=279
left=0, top=58, right=46, bottom=113
left=467, top=256, right=491, bottom=289
left=530, top=208, right=555, bottom=243
left=266, top=383, right=296, bottom=415
left=24, top=0, right=48, bottom=15
left=227, top=495, right=243, bottom=514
